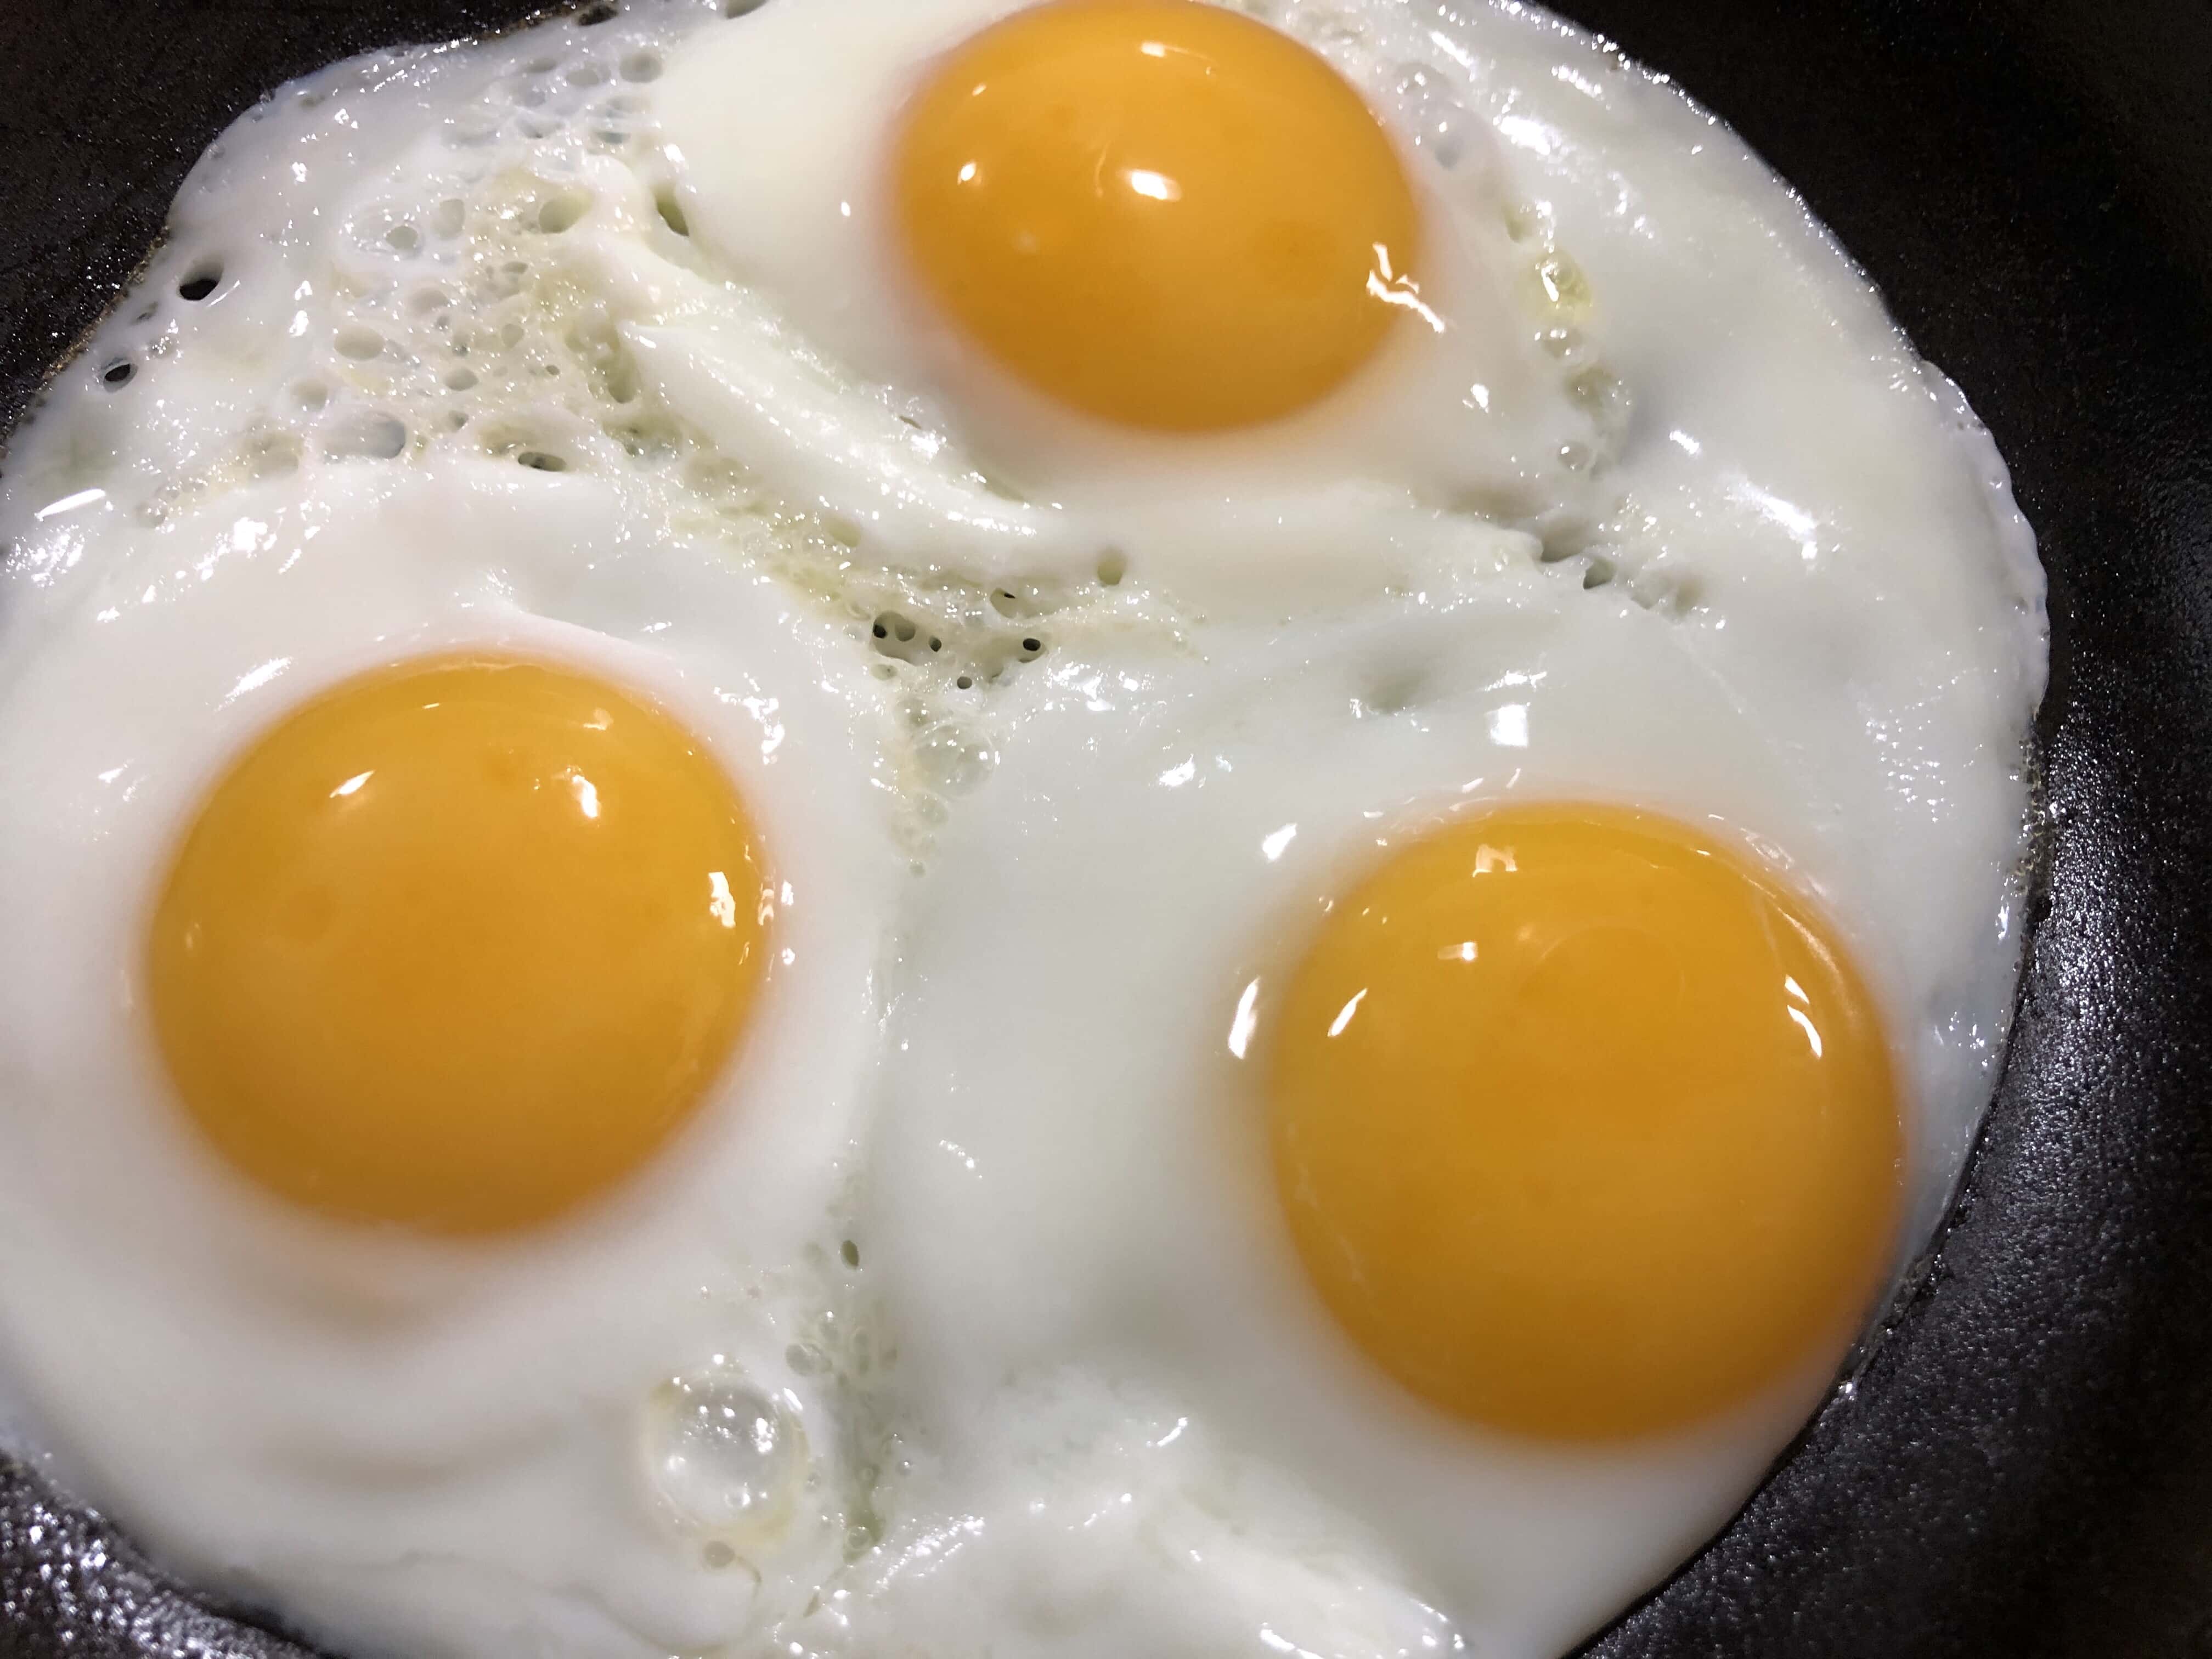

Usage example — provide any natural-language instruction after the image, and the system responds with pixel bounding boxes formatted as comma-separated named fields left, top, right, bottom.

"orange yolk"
left=146, top=656, right=770, bottom=1235
left=890, top=0, right=1422, bottom=431
left=1266, top=804, right=1904, bottom=1440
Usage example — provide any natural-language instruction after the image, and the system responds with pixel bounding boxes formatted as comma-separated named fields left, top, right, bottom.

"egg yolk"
left=146, top=656, right=770, bottom=1235
left=1266, top=804, right=1903, bottom=1440
left=890, top=0, right=1422, bottom=431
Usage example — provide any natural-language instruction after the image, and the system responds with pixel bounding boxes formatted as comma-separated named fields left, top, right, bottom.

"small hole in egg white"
left=537, top=195, right=587, bottom=234
left=101, top=359, right=134, bottom=388
left=385, top=223, right=421, bottom=254
left=654, top=188, right=690, bottom=237
left=335, top=325, right=384, bottom=361
left=325, top=411, right=408, bottom=461
left=245, top=431, right=302, bottom=479
left=179, top=264, right=223, bottom=302
left=702, top=1541, right=737, bottom=1570
left=516, top=450, right=568, bottom=472
left=621, top=50, right=663, bottom=82
left=841, top=1239, right=860, bottom=1268
left=1536, top=527, right=1586, bottom=564
left=1095, top=550, right=1126, bottom=587
left=575, top=1, right=618, bottom=24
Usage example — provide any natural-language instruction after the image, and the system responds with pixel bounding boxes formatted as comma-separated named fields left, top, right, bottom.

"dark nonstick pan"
left=2, top=1, right=2209, bottom=1655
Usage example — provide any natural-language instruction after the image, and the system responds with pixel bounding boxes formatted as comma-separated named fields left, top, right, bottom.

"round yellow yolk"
left=146, top=656, right=770, bottom=1235
left=1266, top=804, right=1904, bottom=1440
left=890, top=0, right=1422, bottom=431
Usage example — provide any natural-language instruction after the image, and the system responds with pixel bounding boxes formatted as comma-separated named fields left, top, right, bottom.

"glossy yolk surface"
left=890, top=0, right=1422, bottom=431
left=1266, top=804, right=1903, bottom=1440
left=146, top=656, right=770, bottom=1234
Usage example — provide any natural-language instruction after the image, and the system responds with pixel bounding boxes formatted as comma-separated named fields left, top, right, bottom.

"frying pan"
left=1, top=0, right=2209, bottom=1654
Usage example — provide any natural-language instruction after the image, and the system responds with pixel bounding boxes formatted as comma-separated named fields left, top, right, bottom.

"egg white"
left=0, top=0, right=2046, bottom=1654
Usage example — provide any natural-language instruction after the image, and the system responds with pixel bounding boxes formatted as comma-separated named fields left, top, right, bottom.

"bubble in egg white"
left=647, top=1357, right=811, bottom=1542
left=912, top=718, right=998, bottom=795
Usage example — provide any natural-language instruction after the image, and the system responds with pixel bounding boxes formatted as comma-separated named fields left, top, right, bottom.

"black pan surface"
left=1, top=1, right=2209, bottom=1655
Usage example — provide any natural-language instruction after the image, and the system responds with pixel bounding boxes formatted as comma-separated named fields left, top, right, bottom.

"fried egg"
left=641, top=0, right=1615, bottom=614
left=850, top=548, right=2034, bottom=1655
left=0, top=0, right=2044, bottom=1655
left=0, top=457, right=902, bottom=1655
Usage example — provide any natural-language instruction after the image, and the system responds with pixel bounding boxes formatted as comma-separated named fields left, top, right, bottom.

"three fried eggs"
left=0, top=0, right=2045, bottom=1656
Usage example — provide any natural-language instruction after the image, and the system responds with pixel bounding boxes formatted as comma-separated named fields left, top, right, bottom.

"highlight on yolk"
left=146, top=655, right=770, bottom=1235
left=1265, top=804, right=1904, bottom=1440
left=890, top=0, right=1424, bottom=431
